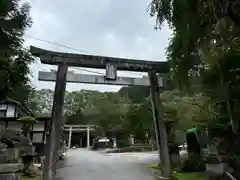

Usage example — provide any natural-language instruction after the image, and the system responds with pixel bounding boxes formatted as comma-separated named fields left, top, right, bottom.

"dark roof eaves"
left=0, top=98, right=35, bottom=117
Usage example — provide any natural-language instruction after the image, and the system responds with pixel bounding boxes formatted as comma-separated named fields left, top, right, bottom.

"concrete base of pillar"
left=0, top=173, right=21, bottom=180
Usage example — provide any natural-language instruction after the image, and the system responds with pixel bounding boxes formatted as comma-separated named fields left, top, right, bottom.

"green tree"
left=86, top=91, right=129, bottom=135
left=148, top=0, right=240, bottom=88
left=124, top=103, right=152, bottom=141
left=149, top=0, right=240, bottom=133
left=159, top=91, right=218, bottom=143
left=27, top=89, right=54, bottom=114
left=28, top=89, right=130, bottom=133
left=0, top=0, right=33, bottom=103
left=118, top=86, right=149, bottom=103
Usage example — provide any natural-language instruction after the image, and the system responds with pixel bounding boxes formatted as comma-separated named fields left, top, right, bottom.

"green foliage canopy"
left=0, top=0, right=34, bottom=103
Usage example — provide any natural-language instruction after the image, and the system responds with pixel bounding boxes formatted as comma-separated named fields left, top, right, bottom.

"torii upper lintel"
left=30, top=46, right=169, bottom=73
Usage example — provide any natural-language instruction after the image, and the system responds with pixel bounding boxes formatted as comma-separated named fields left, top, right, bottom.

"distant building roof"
left=0, top=98, right=34, bottom=117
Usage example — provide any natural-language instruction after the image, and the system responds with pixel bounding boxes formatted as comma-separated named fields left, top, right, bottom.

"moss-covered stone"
left=17, top=116, right=37, bottom=124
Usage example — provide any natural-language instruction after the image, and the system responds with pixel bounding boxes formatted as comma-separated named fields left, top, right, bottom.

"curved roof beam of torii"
left=30, top=46, right=169, bottom=73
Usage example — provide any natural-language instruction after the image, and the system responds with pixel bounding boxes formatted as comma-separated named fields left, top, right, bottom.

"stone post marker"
left=0, top=130, right=36, bottom=179
left=0, top=142, right=23, bottom=180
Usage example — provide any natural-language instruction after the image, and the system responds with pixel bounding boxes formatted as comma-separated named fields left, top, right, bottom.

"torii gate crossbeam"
left=30, top=46, right=168, bottom=72
left=38, top=70, right=165, bottom=87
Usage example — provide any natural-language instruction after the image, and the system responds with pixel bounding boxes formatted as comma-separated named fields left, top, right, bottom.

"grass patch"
left=148, top=163, right=205, bottom=180
left=21, top=176, right=42, bottom=180
left=147, top=163, right=161, bottom=169
left=173, top=171, right=204, bottom=180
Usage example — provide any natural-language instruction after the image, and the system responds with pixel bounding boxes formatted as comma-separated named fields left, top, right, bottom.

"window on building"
left=32, top=132, right=43, bottom=143
left=0, top=110, right=6, bottom=118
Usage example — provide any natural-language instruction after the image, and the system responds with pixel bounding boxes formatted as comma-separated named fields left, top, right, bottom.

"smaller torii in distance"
left=64, top=124, right=96, bottom=149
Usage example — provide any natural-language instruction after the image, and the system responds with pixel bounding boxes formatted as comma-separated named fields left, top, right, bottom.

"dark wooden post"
left=43, top=63, right=68, bottom=180
left=148, top=70, right=172, bottom=179
left=53, top=114, right=64, bottom=175
left=42, top=119, right=47, bottom=144
left=31, top=124, right=34, bottom=140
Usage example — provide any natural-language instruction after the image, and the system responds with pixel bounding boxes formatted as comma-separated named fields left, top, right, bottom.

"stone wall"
left=0, top=143, right=23, bottom=180
left=0, top=130, right=36, bottom=179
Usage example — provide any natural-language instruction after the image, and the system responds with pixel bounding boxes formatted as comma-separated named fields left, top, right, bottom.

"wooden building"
left=0, top=98, right=51, bottom=157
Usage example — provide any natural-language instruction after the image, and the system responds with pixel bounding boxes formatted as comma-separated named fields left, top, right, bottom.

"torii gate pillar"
left=68, top=127, right=73, bottom=148
left=87, top=126, right=90, bottom=148
left=43, top=64, right=68, bottom=180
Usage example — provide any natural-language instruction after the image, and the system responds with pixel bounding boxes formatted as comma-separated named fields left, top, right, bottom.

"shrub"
left=176, top=153, right=205, bottom=172
left=116, top=140, right=130, bottom=148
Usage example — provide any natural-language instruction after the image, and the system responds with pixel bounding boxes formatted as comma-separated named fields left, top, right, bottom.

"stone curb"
left=0, top=163, right=23, bottom=173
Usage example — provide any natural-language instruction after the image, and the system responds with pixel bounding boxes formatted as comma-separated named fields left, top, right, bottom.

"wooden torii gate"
left=30, top=46, right=172, bottom=180
left=64, top=124, right=96, bottom=148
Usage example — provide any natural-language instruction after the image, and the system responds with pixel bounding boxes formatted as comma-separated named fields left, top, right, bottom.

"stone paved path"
left=55, top=148, right=155, bottom=180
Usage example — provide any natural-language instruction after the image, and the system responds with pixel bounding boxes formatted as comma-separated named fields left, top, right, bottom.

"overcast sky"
left=24, top=0, right=172, bottom=92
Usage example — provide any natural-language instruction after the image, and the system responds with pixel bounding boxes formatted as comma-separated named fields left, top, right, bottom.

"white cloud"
left=24, top=0, right=172, bottom=92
